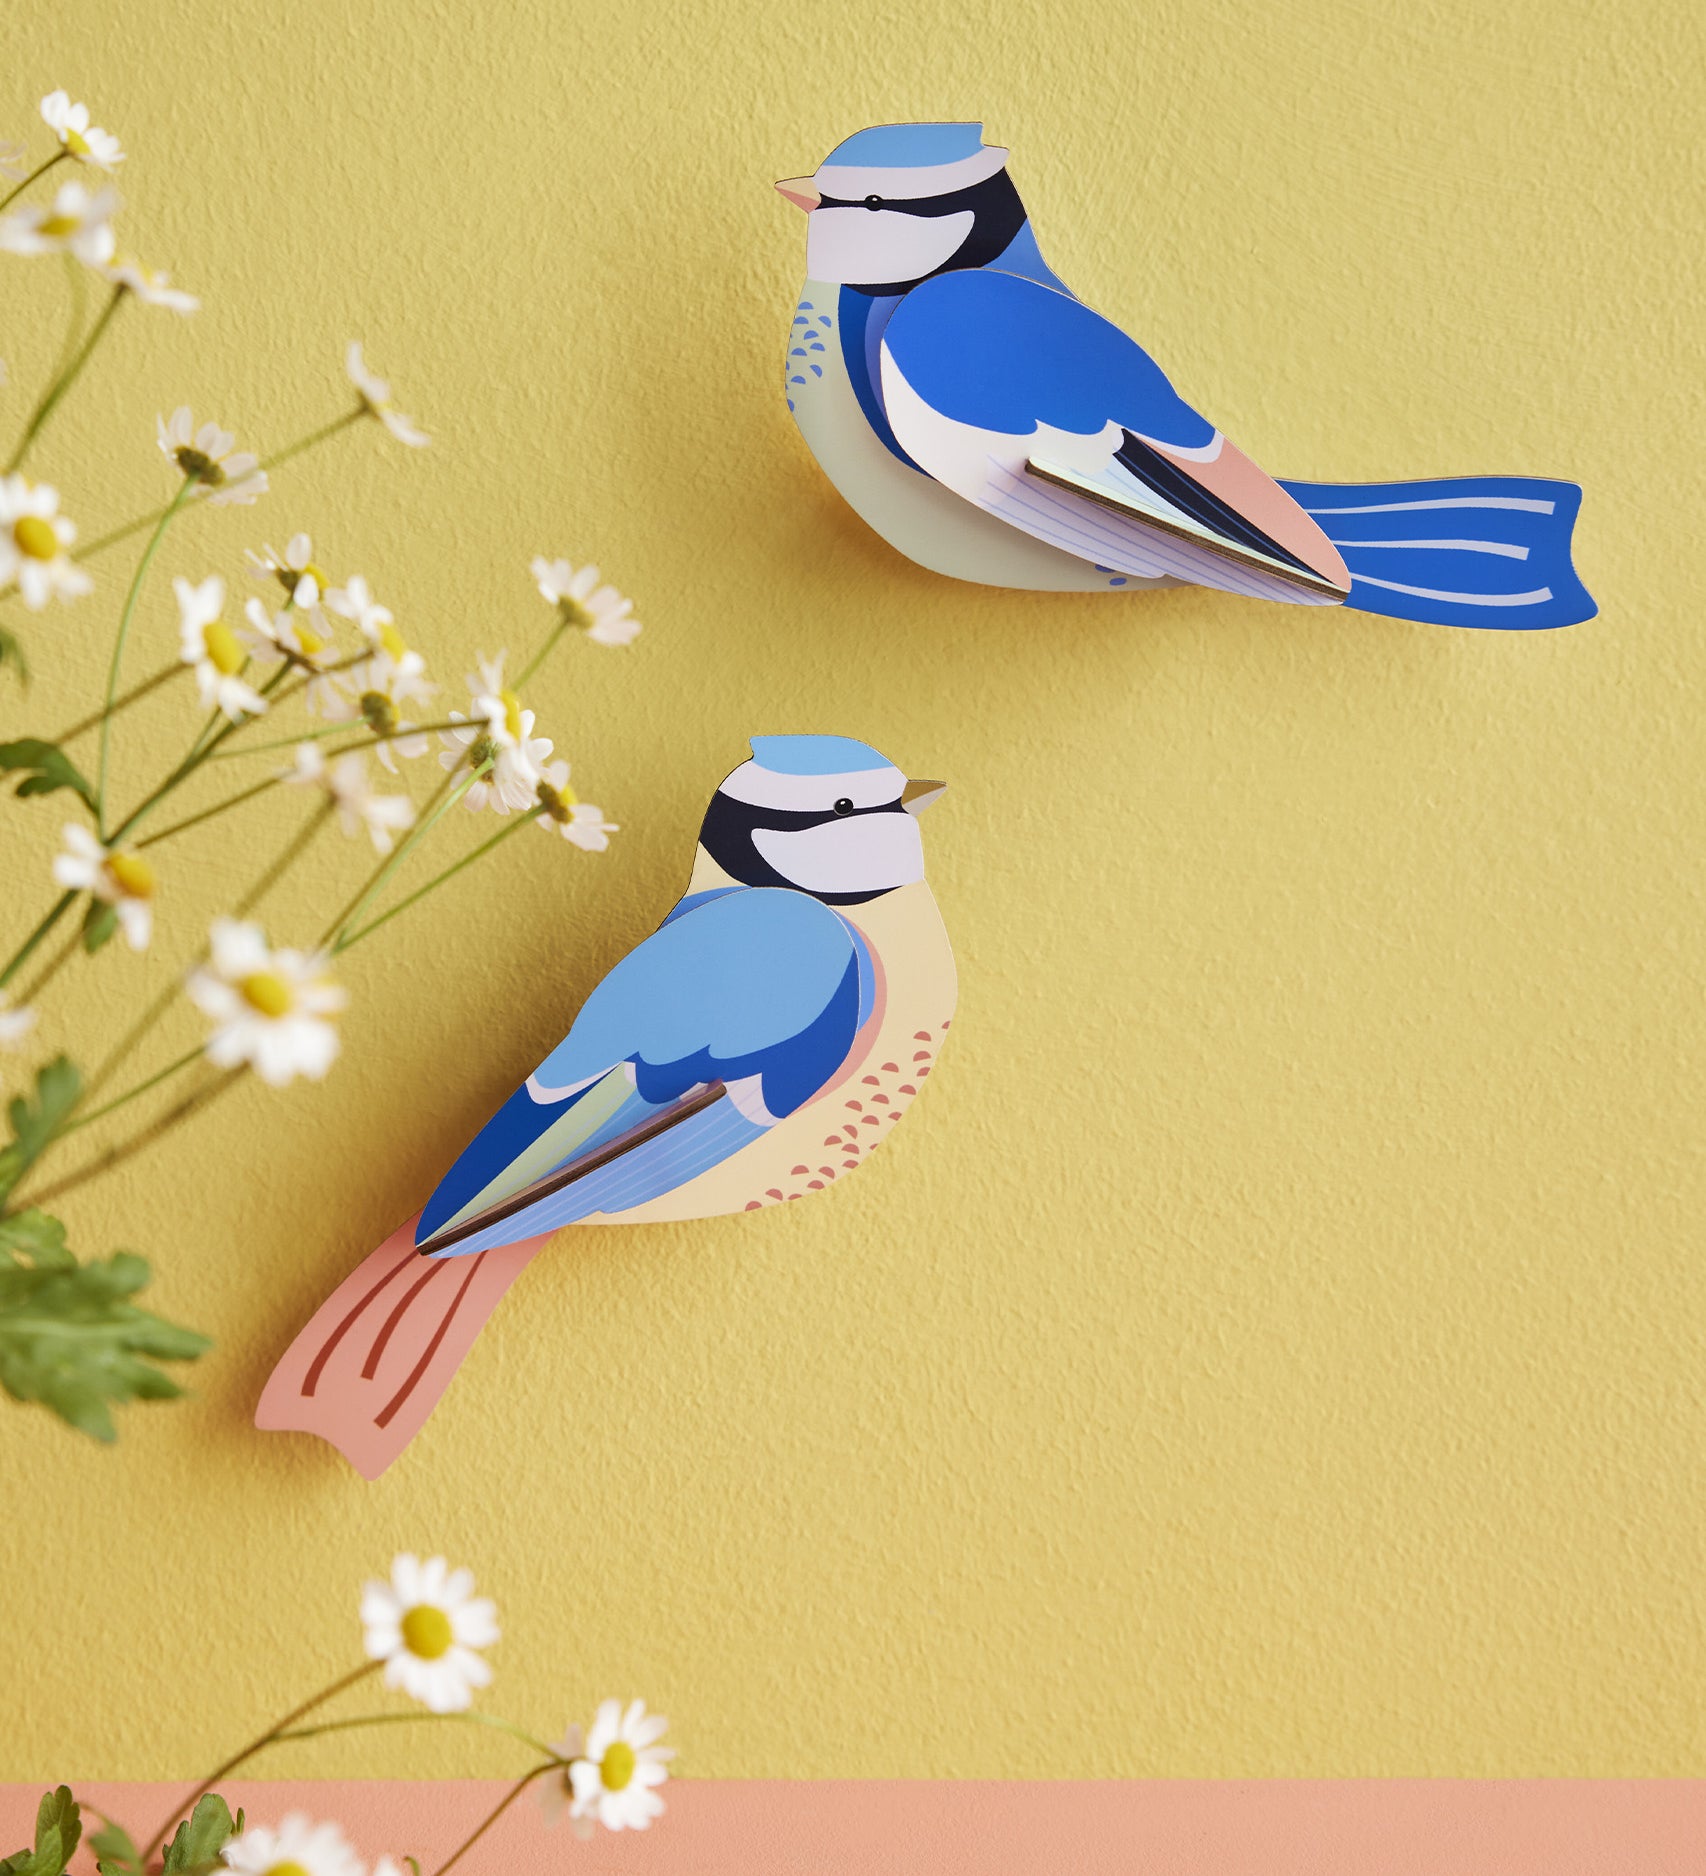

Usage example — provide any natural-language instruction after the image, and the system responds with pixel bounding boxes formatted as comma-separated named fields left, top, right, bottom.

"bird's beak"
left=902, top=778, right=947, bottom=815
left=775, top=176, right=821, bottom=212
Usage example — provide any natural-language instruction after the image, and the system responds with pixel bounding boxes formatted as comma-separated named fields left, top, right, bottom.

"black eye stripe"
left=711, top=796, right=903, bottom=831
left=817, top=167, right=1016, bottom=222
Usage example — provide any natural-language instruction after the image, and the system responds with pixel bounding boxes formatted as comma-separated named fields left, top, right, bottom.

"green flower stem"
left=96, top=475, right=198, bottom=836
left=136, top=1660, right=384, bottom=1871
left=0, top=405, right=367, bottom=607
left=87, top=792, right=332, bottom=1102
left=134, top=773, right=289, bottom=849
left=6, top=282, right=125, bottom=475
left=338, top=806, right=543, bottom=952
left=206, top=716, right=463, bottom=763
left=430, top=1765, right=557, bottom=1876
left=18, top=1063, right=241, bottom=1210
left=136, top=720, right=464, bottom=847
left=107, top=666, right=291, bottom=849
left=62, top=1045, right=203, bottom=1136
left=514, top=611, right=574, bottom=689
left=259, top=403, right=364, bottom=475
left=316, top=758, right=488, bottom=950
left=272, top=1709, right=561, bottom=1758
left=52, top=659, right=186, bottom=743
left=0, top=149, right=67, bottom=215
left=0, top=891, right=76, bottom=993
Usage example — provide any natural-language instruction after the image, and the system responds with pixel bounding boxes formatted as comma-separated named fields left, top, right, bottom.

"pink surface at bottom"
left=4, top=1778, right=1704, bottom=1874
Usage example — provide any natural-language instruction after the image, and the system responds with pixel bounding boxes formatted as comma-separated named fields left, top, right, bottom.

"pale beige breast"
left=589, top=870, right=956, bottom=1225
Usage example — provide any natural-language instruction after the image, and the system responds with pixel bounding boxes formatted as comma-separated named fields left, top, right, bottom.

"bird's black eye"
left=833, top=797, right=855, bottom=816
left=863, top=194, right=884, bottom=211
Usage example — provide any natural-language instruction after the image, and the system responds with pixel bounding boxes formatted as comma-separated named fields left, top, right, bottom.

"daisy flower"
left=157, top=406, right=268, bottom=506
left=322, top=659, right=433, bottom=770
left=0, top=475, right=92, bottom=609
left=438, top=654, right=551, bottom=815
left=530, top=557, right=642, bottom=647
left=345, top=341, right=429, bottom=447
left=0, top=178, right=118, bottom=266
left=177, top=576, right=266, bottom=721
left=247, top=532, right=331, bottom=616
left=242, top=597, right=340, bottom=712
left=52, top=825, right=156, bottom=950
left=535, top=761, right=617, bottom=851
left=0, top=995, right=36, bottom=1050
left=39, top=90, right=124, bottom=171
left=283, top=745, right=415, bottom=854
left=187, top=918, right=345, bottom=1087
left=360, top=1554, right=498, bottom=1713
left=324, top=575, right=422, bottom=674
left=104, top=254, right=197, bottom=313
left=569, top=1700, right=673, bottom=1833
left=220, top=1813, right=361, bottom=1876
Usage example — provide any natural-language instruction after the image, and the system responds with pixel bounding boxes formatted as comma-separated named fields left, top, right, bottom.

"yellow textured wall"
left=2, top=0, right=1701, bottom=1781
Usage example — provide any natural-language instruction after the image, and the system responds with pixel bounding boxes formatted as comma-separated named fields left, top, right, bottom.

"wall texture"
left=0, top=0, right=1700, bottom=1781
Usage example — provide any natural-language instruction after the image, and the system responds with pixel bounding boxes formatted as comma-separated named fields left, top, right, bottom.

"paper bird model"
left=777, top=122, right=1595, bottom=630
left=257, top=737, right=955, bottom=1476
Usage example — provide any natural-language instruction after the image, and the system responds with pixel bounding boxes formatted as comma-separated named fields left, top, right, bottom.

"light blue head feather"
left=823, top=123, right=988, bottom=169
left=749, top=734, right=894, bottom=775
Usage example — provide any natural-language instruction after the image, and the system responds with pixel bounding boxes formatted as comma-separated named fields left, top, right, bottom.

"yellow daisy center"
left=295, top=620, right=327, bottom=657
left=13, top=515, right=59, bottom=561
left=499, top=690, right=524, bottom=743
left=106, top=852, right=155, bottom=899
left=39, top=213, right=79, bottom=237
left=377, top=620, right=408, bottom=662
left=601, top=1742, right=636, bottom=1791
left=202, top=619, right=245, bottom=676
left=239, top=971, right=294, bottom=1018
left=401, top=1603, right=454, bottom=1660
left=65, top=127, right=92, bottom=158
left=263, top=1863, right=310, bottom=1876
left=558, top=595, right=593, bottom=632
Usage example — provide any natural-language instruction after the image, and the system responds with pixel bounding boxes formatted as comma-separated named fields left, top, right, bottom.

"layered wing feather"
left=417, top=887, right=871, bottom=1254
left=879, top=269, right=1349, bottom=603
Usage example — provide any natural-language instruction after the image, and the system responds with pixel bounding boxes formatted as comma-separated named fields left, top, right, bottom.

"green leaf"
left=0, top=1210, right=72, bottom=1269
left=0, top=1785, right=80, bottom=1876
left=90, top=1814, right=141, bottom=1876
left=82, top=900, right=119, bottom=956
left=0, top=1243, right=211, bottom=1441
left=161, top=1795, right=240, bottom=1875
left=0, top=739, right=95, bottom=811
left=0, top=1055, right=81, bottom=1206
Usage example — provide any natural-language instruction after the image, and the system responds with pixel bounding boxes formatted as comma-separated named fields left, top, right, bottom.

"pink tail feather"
left=255, top=1213, right=549, bottom=1478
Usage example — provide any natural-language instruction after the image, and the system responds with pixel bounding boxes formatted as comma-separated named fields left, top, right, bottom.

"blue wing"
left=877, top=269, right=1351, bottom=604
left=881, top=266, right=1216, bottom=453
left=417, top=887, right=872, bottom=1253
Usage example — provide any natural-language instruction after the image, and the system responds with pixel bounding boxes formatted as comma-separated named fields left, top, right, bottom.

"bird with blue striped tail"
left=777, top=122, right=1594, bottom=630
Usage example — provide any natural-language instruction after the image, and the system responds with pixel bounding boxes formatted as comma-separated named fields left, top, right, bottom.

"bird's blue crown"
left=749, top=734, right=893, bottom=776
left=822, top=123, right=989, bottom=170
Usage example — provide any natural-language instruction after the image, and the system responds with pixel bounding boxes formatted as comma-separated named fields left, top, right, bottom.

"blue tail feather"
left=1277, top=475, right=1595, bottom=631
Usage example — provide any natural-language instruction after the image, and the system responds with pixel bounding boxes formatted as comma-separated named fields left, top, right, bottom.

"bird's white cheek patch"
left=805, top=207, right=974, bottom=286
left=753, top=814, right=924, bottom=894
